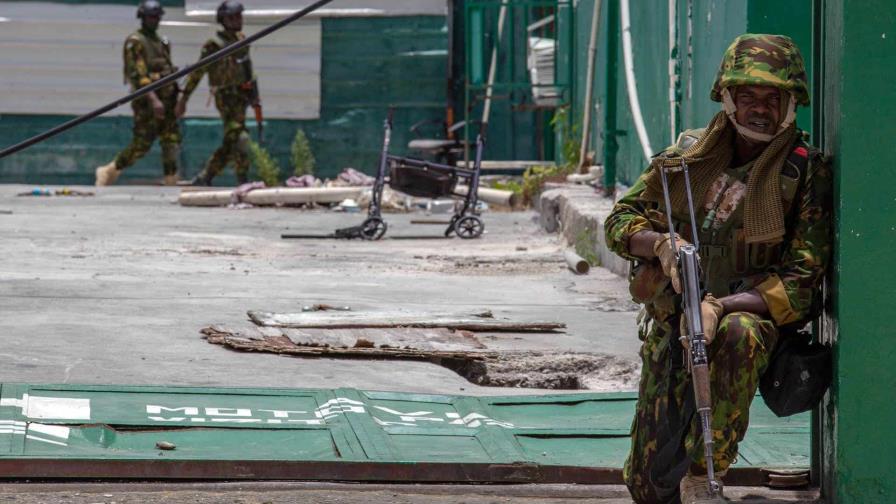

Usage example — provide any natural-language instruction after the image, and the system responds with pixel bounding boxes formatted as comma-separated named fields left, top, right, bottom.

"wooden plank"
left=247, top=310, right=566, bottom=332
left=202, top=325, right=495, bottom=360
left=284, top=327, right=487, bottom=351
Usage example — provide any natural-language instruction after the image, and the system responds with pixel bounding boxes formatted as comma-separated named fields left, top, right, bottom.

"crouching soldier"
left=605, top=34, right=832, bottom=504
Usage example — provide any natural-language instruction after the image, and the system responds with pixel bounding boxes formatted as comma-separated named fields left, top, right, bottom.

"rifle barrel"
left=0, top=0, right=333, bottom=160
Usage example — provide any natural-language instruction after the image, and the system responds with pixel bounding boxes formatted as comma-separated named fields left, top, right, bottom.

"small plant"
left=574, top=227, right=601, bottom=267
left=491, top=179, right=522, bottom=195
left=520, top=163, right=577, bottom=206
left=549, top=107, right=581, bottom=170
left=249, top=140, right=281, bottom=186
left=290, top=129, right=316, bottom=177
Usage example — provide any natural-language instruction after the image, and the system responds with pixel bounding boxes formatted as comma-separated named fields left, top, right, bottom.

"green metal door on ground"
left=0, top=383, right=807, bottom=483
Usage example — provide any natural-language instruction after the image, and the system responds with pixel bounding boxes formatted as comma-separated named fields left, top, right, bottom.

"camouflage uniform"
left=604, top=34, right=832, bottom=504
left=114, top=28, right=181, bottom=176
left=182, top=29, right=254, bottom=182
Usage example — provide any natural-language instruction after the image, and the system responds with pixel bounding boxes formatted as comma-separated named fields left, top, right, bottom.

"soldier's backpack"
left=760, top=330, right=833, bottom=417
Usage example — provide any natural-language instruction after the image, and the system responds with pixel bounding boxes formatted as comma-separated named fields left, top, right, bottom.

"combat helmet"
left=711, top=34, right=808, bottom=142
left=216, top=0, right=245, bottom=24
left=136, top=0, right=165, bottom=19
left=711, top=33, right=809, bottom=106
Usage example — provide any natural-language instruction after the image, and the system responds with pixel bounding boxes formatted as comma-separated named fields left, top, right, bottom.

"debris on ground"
left=202, top=325, right=639, bottom=391
left=332, top=198, right=361, bottom=213
left=334, top=167, right=376, bottom=186
left=17, top=187, right=94, bottom=197
left=301, top=303, right=352, bottom=312
left=228, top=181, right=266, bottom=208
left=247, top=309, right=565, bottom=332
left=564, top=249, right=590, bottom=275
left=200, top=308, right=640, bottom=392
left=285, top=174, right=320, bottom=187
left=202, top=325, right=488, bottom=356
left=178, top=187, right=364, bottom=207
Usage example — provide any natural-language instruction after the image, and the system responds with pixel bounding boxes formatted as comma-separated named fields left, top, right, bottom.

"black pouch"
left=760, top=331, right=833, bottom=417
left=389, top=164, right=457, bottom=198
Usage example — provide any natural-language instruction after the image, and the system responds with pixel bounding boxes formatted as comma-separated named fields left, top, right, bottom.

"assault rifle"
left=244, top=79, right=263, bottom=143
left=239, top=57, right=264, bottom=144
left=657, top=158, right=722, bottom=498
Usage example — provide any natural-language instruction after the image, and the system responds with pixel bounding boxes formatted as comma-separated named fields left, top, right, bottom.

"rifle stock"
left=243, top=79, right=263, bottom=143
left=253, top=102, right=264, bottom=143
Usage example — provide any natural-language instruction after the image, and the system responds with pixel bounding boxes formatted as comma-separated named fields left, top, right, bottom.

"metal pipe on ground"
left=567, top=165, right=603, bottom=184
left=564, top=249, right=590, bottom=275
left=178, top=187, right=363, bottom=207
left=454, top=185, right=518, bottom=208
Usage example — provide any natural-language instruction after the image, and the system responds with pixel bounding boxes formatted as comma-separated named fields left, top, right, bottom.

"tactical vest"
left=207, top=31, right=252, bottom=89
left=123, top=30, right=175, bottom=84
left=671, top=128, right=812, bottom=297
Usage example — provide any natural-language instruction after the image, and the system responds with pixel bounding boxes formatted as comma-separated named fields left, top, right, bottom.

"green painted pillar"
left=820, top=1, right=896, bottom=502
left=601, top=0, right=619, bottom=194
left=747, top=0, right=814, bottom=132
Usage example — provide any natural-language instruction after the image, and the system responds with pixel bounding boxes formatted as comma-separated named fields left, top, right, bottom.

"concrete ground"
left=0, top=184, right=640, bottom=394
left=0, top=482, right=821, bottom=503
left=0, top=185, right=819, bottom=503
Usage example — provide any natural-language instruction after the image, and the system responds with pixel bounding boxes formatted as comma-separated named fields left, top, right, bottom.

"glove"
left=679, top=294, right=725, bottom=349
left=653, top=234, right=690, bottom=293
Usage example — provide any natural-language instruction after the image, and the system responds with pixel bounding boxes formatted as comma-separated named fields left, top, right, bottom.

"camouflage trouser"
left=202, top=87, right=250, bottom=180
left=114, top=88, right=181, bottom=176
left=623, top=311, right=779, bottom=504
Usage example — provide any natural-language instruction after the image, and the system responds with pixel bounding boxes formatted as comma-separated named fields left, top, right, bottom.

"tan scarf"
left=642, top=111, right=798, bottom=244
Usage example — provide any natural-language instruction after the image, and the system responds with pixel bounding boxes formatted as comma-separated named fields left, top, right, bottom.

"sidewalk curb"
left=536, top=183, right=629, bottom=278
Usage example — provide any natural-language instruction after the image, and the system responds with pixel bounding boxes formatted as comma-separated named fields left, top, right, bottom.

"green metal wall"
left=573, top=0, right=811, bottom=186
left=0, top=15, right=448, bottom=185
left=818, top=1, right=896, bottom=501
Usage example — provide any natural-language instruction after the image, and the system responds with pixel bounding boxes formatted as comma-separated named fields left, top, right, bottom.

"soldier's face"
left=143, top=14, right=161, bottom=31
left=222, top=13, right=243, bottom=31
left=733, top=85, right=783, bottom=136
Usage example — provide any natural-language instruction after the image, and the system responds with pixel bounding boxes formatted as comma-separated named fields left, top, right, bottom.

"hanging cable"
left=620, top=0, right=653, bottom=161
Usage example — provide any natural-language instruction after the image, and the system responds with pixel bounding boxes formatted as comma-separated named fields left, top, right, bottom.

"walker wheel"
left=454, top=215, right=484, bottom=239
left=360, top=217, right=387, bottom=240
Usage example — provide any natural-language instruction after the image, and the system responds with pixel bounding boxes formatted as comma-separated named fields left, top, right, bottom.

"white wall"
left=185, top=0, right=446, bottom=17
left=0, top=2, right=321, bottom=119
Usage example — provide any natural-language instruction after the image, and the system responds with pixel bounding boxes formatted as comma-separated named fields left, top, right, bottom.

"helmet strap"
left=721, top=88, right=796, bottom=144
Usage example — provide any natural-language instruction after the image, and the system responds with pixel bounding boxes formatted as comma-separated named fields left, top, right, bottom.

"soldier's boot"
left=680, top=471, right=728, bottom=504
left=179, top=171, right=213, bottom=187
left=163, top=174, right=180, bottom=186
left=95, top=161, right=121, bottom=186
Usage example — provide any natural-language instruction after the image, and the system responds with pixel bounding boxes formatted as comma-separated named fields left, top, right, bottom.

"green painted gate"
left=0, top=383, right=807, bottom=484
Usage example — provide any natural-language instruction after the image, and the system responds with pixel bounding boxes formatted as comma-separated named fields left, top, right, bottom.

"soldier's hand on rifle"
left=653, top=234, right=690, bottom=293
left=680, top=294, right=724, bottom=349
left=175, top=98, right=187, bottom=119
